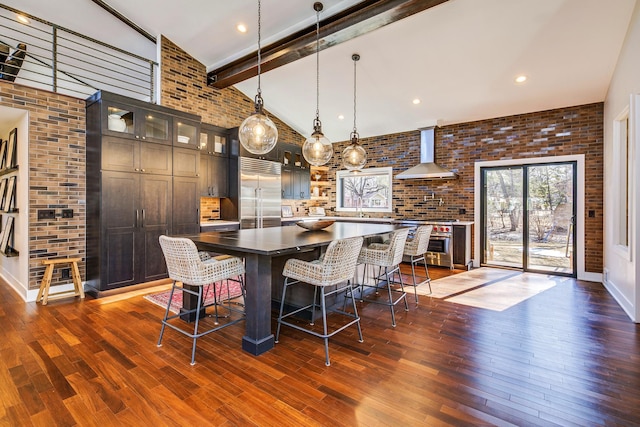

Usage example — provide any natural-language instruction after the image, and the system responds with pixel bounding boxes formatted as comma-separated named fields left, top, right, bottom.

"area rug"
left=446, top=272, right=560, bottom=311
left=144, top=278, right=243, bottom=314
left=410, top=267, right=518, bottom=298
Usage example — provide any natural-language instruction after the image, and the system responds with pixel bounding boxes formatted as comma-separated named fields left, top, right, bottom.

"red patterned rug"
left=144, top=278, right=243, bottom=314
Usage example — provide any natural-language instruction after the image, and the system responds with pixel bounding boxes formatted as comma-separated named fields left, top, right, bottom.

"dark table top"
left=186, top=222, right=404, bottom=256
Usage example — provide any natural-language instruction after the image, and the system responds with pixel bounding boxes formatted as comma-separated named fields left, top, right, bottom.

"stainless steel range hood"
left=396, top=126, right=457, bottom=179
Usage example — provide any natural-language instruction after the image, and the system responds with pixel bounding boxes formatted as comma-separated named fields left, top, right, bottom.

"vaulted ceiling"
left=9, top=0, right=637, bottom=142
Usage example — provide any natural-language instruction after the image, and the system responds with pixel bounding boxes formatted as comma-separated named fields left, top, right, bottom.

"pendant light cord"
left=352, top=54, right=359, bottom=139
left=315, top=8, right=320, bottom=121
left=256, top=0, right=262, bottom=103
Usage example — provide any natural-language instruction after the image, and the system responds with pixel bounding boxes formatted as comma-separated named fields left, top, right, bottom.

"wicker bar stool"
left=354, top=228, right=410, bottom=327
left=404, top=225, right=433, bottom=302
left=276, top=236, right=364, bottom=366
left=158, top=235, right=245, bottom=365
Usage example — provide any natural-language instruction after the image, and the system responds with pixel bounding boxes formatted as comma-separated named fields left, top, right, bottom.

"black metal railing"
left=0, top=4, right=157, bottom=102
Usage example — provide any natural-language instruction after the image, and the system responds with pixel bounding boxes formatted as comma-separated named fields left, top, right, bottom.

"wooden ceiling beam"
left=207, top=0, right=448, bottom=89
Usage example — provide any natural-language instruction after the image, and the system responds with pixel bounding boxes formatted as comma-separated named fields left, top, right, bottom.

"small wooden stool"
left=37, top=258, right=85, bottom=305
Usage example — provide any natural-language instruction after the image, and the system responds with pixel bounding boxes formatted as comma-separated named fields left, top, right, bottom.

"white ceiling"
left=9, top=0, right=637, bottom=142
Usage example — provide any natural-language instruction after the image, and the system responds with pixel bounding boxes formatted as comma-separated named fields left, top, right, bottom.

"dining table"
left=185, top=222, right=403, bottom=356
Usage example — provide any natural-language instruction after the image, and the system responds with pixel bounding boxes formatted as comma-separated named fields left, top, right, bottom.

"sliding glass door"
left=481, top=162, right=576, bottom=276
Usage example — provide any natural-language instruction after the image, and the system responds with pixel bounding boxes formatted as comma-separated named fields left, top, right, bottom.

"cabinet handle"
left=135, top=209, right=139, bottom=228
left=136, top=135, right=140, bottom=139
left=135, top=168, right=140, bottom=171
left=142, top=136, right=146, bottom=140
left=141, top=209, right=145, bottom=227
left=141, top=169, right=145, bottom=172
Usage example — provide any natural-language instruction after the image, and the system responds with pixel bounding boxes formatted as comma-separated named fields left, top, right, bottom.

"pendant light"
left=302, top=2, right=332, bottom=167
left=342, top=53, right=367, bottom=171
left=239, top=0, right=278, bottom=155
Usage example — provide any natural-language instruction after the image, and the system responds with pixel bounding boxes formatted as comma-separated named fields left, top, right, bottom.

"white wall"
left=0, top=106, right=29, bottom=299
left=603, top=0, right=640, bottom=322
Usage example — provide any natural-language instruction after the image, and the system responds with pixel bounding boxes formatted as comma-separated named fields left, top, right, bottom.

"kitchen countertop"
left=200, top=220, right=240, bottom=227
left=282, top=216, right=473, bottom=226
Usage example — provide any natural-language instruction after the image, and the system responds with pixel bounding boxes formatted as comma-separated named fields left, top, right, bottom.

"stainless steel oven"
left=424, top=221, right=454, bottom=269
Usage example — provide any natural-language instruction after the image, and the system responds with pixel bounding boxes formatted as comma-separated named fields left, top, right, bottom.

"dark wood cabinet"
left=200, top=155, right=228, bottom=197
left=281, top=165, right=310, bottom=200
left=173, top=146, right=200, bottom=177
left=281, top=166, right=294, bottom=199
left=99, top=99, right=172, bottom=145
left=173, top=117, right=200, bottom=150
left=295, top=169, right=310, bottom=199
left=279, top=142, right=309, bottom=200
left=101, top=136, right=172, bottom=175
left=86, top=90, right=202, bottom=294
left=199, top=123, right=228, bottom=156
left=173, top=176, right=200, bottom=235
left=199, top=123, right=229, bottom=197
left=100, top=171, right=171, bottom=290
left=452, top=224, right=472, bottom=270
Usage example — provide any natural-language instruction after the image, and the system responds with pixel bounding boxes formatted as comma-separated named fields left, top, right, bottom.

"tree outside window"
left=336, top=167, right=393, bottom=213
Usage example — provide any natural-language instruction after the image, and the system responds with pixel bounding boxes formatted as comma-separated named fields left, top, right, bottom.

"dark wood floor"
left=1, top=265, right=639, bottom=426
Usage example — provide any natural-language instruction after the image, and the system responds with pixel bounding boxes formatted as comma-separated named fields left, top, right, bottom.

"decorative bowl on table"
left=296, top=219, right=335, bottom=231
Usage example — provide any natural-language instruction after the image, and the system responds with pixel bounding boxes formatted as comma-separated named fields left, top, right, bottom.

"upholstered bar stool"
left=158, top=235, right=245, bottom=365
left=276, top=236, right=364, bottom=366
left=355, top=228, right=410, bottom=327
left=403, top=225, right=433, bottom=302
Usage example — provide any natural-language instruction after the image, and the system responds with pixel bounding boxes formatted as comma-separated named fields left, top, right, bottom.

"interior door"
left=481, top=162, right=576, bottom=276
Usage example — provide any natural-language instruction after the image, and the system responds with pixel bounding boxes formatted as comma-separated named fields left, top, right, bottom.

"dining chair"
left=354, top=227, right=410, bottom=327
left=403, top=225, right=433, bottom=302
left=276, top=236, right=364, bottom=366
left=157, top=235, right=245, bottom=365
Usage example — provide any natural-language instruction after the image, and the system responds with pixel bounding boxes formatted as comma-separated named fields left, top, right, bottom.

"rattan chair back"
left=159, top=235, right=244, bottom=286
left=359, top=228, right=409, bottom=267
left=404, top=225, right=433, bottom=256
left=283, top=236, right=364, bottom=287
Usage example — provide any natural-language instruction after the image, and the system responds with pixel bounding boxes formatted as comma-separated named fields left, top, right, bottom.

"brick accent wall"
left=159, top=36, right=304, bottom=145
left=0, top=82, right=86, bottom=290
left=328, top=103, right=603, bottom=273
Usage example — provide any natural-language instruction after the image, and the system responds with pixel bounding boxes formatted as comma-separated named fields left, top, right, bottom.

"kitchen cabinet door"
left=139, top=174, right=172, bottom=282
left=173, top=176, right=200, bottom=235
left=101, top=171, right=138, bottom=289
left=281, top=166, right=294, bottom=199
left=102, top=136, right=172, bottom=175
left=199, top=155, right=229, bottom=197
left=173, top=146, right=200, bottom=177
left=209, top=155, right=229, bottom=197
left=174, top=117, right=200, bottom=150
left=102, top=101, right=172, bottom=145
left=294, top=169, right=310, bottom=199
left=100, top=172, right=171, bottom=289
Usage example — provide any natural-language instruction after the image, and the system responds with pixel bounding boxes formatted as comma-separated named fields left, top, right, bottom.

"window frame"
left=613, top=105, right=631, bottom=259
left=335, top=167, right=393, bottom=214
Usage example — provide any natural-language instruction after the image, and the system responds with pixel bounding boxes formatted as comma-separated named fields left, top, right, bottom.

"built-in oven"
left=427, top=236, right=449, bottom=254
left=424, top=221, right=454, bottom=269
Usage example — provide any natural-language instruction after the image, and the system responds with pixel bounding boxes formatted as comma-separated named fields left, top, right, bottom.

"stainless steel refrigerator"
left=239, top=157, right=282, bottom=228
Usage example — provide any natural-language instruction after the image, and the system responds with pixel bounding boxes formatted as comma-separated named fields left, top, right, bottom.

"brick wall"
left=328, top=103, right=603, bottom=273
left=0, top=82, right=86, bottom=290
left=160, top=36, right=304, bottom=145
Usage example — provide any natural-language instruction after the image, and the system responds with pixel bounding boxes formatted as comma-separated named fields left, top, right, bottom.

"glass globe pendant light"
left=342, top=53, right=367, bottom=171
left=302, top=2, right=333, bottom=167
left=239, top=0, right=278, bottom=155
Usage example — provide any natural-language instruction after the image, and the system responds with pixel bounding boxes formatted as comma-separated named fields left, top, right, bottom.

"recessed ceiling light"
left=16, top=14, right=29, bottom=24
left=412, top=98, right=421, bottom=105
left=338, top=114, right=344, bottom=120
left=515, top=75, right=527, bottom=83
left=237, top=23, right=247, bottom=33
